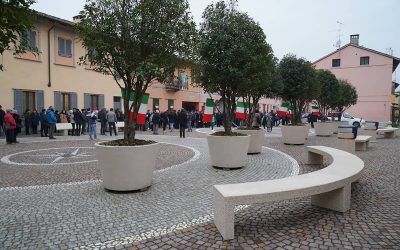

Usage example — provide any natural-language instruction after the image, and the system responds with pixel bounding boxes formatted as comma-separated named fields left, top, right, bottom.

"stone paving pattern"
left=0, top=131, right=398, bottom=249
left=0, top=134, right=297, bottom=249
left=0, top=141, right=194, bottom=188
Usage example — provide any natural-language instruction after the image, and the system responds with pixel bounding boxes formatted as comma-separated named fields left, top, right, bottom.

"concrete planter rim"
left=95, top=141, right=160, bottom=148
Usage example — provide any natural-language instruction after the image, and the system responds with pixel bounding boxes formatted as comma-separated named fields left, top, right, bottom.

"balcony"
left=165, top=78, right=180, bottom=91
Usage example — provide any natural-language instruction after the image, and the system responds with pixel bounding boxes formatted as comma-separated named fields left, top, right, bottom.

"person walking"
left=152, top=110, right=160, bottom=135
left=0, top=105, right=5, bottom=137
left=178, top=108, right=188, bottom=138
left=46, top=106, right=57, bottom=139
left=89, top=110, right=98, bottom=140
left=266, top=114, right=273, bottom=132
left=39, top=109, right=48, bottom=137
left=167, top=110, right=175, bottom=132
left=106, top=108, right=118, bottom=136
left=4, top=109, right=16, bottom=144
left=98, top=108, right=107, bottom=135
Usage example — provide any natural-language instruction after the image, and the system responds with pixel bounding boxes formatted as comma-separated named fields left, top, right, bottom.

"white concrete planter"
left=281, top=125, right=308, bottom=145
left=332, top=121, right=348, bottom=134
left=314, top=122, right=333, bottom=136
left=237, top=129, right=265, bottom=154
left=207, top=134, right=250, bottom=169
left=95, top=141, right=160, bottom=191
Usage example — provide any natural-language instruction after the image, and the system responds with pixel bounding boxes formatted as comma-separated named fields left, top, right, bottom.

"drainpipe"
left=47, top=24, right=55, bottom=87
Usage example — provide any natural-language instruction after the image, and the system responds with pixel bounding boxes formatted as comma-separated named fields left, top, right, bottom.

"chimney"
left=350, top=34, right=359, bottom=46
left=73, top=15, right=82, bottom=23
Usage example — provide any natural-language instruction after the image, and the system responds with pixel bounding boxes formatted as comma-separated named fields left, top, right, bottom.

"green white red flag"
left=235, top=101, right=248, bottom=119
left=203, top=99, right=214, bottom=122
left=277, top=106, right=288, bottom=117
left=121, top=90, right=149, bottom=125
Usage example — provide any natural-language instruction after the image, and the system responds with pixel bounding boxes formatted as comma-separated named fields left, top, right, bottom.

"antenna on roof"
left=334, top=21, right=343, bottom=50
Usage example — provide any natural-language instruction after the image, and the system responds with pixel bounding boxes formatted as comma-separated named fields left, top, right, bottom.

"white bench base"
left=56, top=123, right=73, bottom=136
left=337, top=136, right=371, bottom=152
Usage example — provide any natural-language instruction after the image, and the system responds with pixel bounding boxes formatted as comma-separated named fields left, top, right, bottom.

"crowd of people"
left=0, top=104, right=285, bottom=144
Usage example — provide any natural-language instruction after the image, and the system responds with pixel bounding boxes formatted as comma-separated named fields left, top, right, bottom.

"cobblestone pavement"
left=0, top=134, right=299, bottom=249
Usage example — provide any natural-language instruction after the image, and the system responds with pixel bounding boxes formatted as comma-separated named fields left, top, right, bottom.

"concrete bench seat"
left=55, top=123, right=73, bottom=135
left=355, top=135, right=371, bottom=151
left=213, top=146, right=364, bottom=240
left=377, top=128, right=398, bottom=138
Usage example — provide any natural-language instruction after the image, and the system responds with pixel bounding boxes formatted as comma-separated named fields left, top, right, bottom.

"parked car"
left=328, top=112, right=363, bottom=127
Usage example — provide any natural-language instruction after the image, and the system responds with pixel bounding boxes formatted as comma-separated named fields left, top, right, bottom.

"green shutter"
left=84, top=94, right=90, bottom=109
left=98, top=95, right=105, bottom=110
left=70, top=93, right=78, bottom=110
left=36, top=90, right=44, bottom=111
left=13, top=89, right=23, bottom=114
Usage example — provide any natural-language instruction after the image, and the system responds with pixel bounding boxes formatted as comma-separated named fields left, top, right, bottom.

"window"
left=332, top=59, right=341, bottom=67
left=91, top=95, right=99, bottom=109
left=113, top=96, right=122, bottom=110
left=58, top=37, right=72, bottom=57
left=61, top=93, right=71, bottom=111
left=22, top=91, right=36, bottom=112
left=168, top=99, right=174, bottom=109
left=153, top=98, right=159, bottom=111
left=20, top=30, right=37, bottom=51
left=360, top=56, right=369, bottom=65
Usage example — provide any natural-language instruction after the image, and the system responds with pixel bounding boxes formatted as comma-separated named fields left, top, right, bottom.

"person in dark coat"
left=30, top=109, right=40, bottom=134
left=39, top=109, right=48, bottom=137
left=152, top=110, right=160, bottom=135
left=24, top=109, right=31, bottom=135
left=0, top=105, right=5, bottom=137
left=178, top=108, right=188, bottom=138
left=73, top=108, right=83, bottom=136
left=12, top=110, right=22, bottom=142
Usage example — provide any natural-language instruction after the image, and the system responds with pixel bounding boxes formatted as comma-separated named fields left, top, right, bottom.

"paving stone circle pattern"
left=0, top=130, right=399, bottom=249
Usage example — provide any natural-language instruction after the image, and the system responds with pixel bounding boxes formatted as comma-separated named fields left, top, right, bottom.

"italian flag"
left=202, top=99, right=214, bottom=122
left=235, top=101, right=248, bottom=119
left=122, top=90, right=149, bottom=125
left=277, top=106, right=288, bottom=116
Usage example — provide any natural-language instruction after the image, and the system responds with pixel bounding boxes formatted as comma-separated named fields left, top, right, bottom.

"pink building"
left=313, top=35, right=400, bottom=122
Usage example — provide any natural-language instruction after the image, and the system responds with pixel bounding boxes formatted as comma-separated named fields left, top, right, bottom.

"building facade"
left=0, top=12, right=278, bottom=117
left=313, top=35, right=400, bottom=122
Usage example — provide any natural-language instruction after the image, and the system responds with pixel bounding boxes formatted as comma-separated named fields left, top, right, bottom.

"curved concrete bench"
left=213, top=146, right=364, bottom=240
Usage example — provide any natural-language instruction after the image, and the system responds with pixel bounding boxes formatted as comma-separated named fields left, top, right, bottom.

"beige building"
left=0, top=12, right=278, bottom=116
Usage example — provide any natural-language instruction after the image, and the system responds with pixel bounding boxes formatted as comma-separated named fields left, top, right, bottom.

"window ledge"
left=14, top=56, right=42, bottom=63
left=54, top=62, right=76, bottom=68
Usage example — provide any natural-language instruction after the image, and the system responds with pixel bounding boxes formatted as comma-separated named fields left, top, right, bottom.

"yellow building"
left=0, top=12, right=278, bottom=115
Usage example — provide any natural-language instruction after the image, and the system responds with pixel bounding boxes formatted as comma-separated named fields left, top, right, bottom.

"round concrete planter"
left=207, top=134, right=250, bottom=169
left=236, top=129, right=265, bottom=154
left=281, top=125, right=308, bottom=145
left=314, top=122, right=333, bottom=136
left=95, top=141, right=160, bottom=191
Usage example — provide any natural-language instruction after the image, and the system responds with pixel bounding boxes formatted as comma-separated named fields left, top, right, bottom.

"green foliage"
left=277, top=54, right=320, bottom=124
left=334, top=79, right=358, bottom=112
left=75, top=0, right=197, bottom=142
left=197, top=1, right=272, bottom=133
left=0, top=0, right=37, bottom=70
left=316, top=69, right=340, bottom=115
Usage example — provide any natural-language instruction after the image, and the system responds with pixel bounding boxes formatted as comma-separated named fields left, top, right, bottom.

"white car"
left=331, top=112, right=363, bottom=127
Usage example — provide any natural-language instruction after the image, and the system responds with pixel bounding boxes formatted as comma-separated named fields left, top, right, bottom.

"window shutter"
left=36, top=90, right=44, bottom=111
left=66, top=39, right=72, bottom=57
left=98, top=95, right=105, bottom=110
left=84, top=93, right=90, bottom=109
left=30, top=31, right=37, bottom=49
left=13, top=89, right=23, bottom=114
left=70, top=92, right=78, bottom=110
left=54, top=91, right=61, bottom=111
left=58, top=37, right=64, bottom=55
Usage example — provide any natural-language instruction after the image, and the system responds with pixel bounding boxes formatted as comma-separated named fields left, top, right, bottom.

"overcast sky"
left=32, top=0, right=400, bottom=79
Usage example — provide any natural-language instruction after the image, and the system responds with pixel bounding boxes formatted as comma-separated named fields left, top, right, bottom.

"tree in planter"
left=240, top=56, right=281, bottom=128
left=75, top=0, right=197, bottom=144
left=197, top=0, right=270, bottom=134
left=0, top=0, right=38, bottom=70
left=315, top=69, right=340, bottom=121
left=277, top=54, right=320, bottom=125
left=334, top=79, right=358, bottom=121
